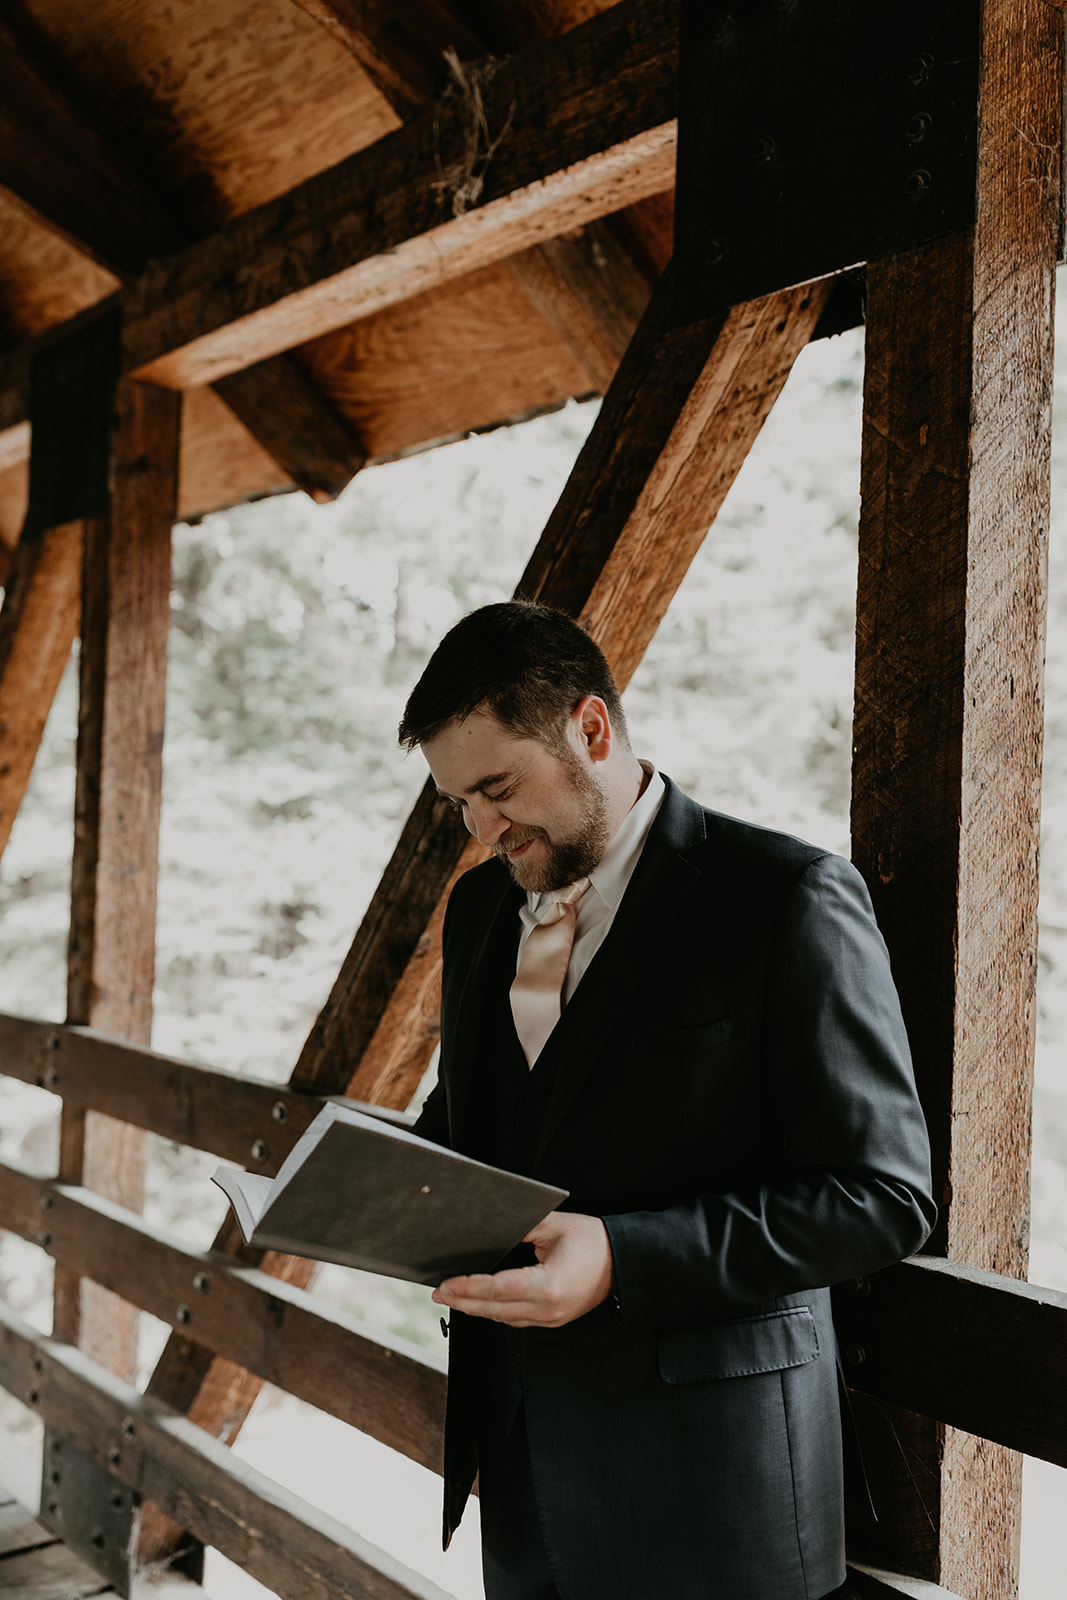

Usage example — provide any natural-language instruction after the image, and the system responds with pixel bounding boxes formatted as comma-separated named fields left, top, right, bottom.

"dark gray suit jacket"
left=416, top=777, right=935, bottom=1600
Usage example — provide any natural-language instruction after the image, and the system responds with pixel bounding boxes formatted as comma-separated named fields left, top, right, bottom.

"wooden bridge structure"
left=0, top=1, right=1065, bottom=1596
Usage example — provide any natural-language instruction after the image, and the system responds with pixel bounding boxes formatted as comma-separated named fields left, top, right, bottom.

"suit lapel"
left=532, top=778, right=707, bottom=1168
left=446, top=864, right=522, bottom=1150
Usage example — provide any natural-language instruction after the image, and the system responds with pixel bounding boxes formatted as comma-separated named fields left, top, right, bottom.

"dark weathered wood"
left=120, top=0, right=679, bottom=387
left=850, top=1, right=1061, bottom=1593
left=0, top=1014, right=339, bottom=1173
left=0, top=520, right=82, bottom=861
left=290, top=0, right=483, bottom=120
left=0, top=1540, right=112, bottom=1600
left=0, top=1303, right=453, bottom=1600
left=54, top=381, right=181, bottom=1380
left=833, top=1258, right=1067, bottom=1470
left=0, top=1159, right=446, bottom=1473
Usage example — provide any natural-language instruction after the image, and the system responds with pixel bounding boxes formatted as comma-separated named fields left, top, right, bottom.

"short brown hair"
left=398, top=601, right=628, bottom=751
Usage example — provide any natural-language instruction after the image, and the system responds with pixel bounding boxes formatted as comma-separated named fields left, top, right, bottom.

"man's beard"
left=495, top=749, right=610, bottom=894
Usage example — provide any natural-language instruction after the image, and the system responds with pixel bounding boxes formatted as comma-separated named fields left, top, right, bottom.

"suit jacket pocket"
left=658, top=1306, right=818, bottom=1383
left=630, top=1017, right=732, bottom=1054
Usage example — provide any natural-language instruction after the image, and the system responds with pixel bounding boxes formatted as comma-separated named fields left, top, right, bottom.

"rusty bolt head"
left=251, top=1139, right=269, bottom=1163
left=193, top=1272, right=211, bottom=1294
left=271, top=1101, right=289, bottom=1124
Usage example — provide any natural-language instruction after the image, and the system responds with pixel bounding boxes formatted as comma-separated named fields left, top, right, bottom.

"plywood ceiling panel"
left=0, top=190, right=117, bottom=343
left=16, top=0, right=399, bottom=229
left=299, top=259, right=594, bottom=461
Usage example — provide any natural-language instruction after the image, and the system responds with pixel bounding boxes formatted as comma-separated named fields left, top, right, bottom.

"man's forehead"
left=422, top=708, right=529, bottom=787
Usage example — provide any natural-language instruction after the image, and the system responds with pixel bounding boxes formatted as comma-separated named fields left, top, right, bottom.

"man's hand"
left=431, top=1211, right=615, bottom=1328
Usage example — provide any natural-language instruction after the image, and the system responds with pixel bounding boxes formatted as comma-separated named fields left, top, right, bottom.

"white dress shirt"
left=516, top=762, right=666, bottom=1006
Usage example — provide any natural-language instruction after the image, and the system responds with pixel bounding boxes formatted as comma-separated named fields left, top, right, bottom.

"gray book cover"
left=212, top=1100, right=568, bottom=1284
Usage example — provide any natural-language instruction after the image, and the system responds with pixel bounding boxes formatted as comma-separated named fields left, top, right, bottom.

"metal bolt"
left=904, top=169, right=931, bottom=201
left=271, top=1101, right=289, bottom=1124
left=845, top=1341, right=871, bottom=1368
left=907, top=52, right=934, bottom=86
left=705, top=237, right=726, bottom=268
left=37, top=1229, right=51, bottom=1248
left=110, top=1491, right=124, bottom=1510
left=47, top=1499, right=58, bottom=1516
left=121, top=1417, right=136, bottom=1440
left=43, top=1067, right=59, bottom=1090
left=40, top=1193, right=54, bottom=1212
left=251, top=1139, right=269, bottom=1163
left=44, top=1031, right=60, bottom=1052
left=176, top=1303, right=191, bottom=1325
left=49, top=1468, right=61, bottom=1485
left=91, top=1529, right=105, bottom=1551
left=108, top=1446, right=121, bottom=1467
left=193, top=1272, right=211, bottom=1295
left=27, top=1388, right=39, bottom=1406
left=905, top=112, right=932, bottom=146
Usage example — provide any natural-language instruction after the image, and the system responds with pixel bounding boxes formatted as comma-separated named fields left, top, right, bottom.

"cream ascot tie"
left=509, top=876, right=591, bottom=1067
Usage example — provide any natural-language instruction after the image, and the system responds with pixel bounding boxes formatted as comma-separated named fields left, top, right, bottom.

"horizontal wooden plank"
left=833, top=1255, right=1067, bottom=1468
left=0, top=1540, right=112, bottom=1600
left=0, top=1302, right=453, bottom=1600
left=120, top=0, right=677, bottom=387
left=845, top=1564, right=966, bottom=1600
left=0, top=1012, right=413, bottom=1173
left=0, top=1156, right=446, bottom=1473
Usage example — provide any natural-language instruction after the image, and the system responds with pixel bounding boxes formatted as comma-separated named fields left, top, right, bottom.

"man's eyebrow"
left=435, top=770, right=512, bottom=800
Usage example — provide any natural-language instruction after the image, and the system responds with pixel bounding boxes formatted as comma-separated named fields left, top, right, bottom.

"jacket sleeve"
left=602, top=852, right=937, bottom=1329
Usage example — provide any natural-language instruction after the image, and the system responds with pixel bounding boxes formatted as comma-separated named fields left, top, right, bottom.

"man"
left=399, top=600, right=935, bottom=1600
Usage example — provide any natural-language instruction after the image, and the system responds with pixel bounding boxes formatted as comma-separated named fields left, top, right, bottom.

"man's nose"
left=464, top=795, right=509, bottom=846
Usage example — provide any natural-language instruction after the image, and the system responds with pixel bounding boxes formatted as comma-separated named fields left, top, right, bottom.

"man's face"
left=422, top=708, right=610, bottom=893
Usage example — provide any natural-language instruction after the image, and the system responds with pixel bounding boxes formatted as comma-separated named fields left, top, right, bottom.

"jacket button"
left=517, top=1096, right=534, bottom=1114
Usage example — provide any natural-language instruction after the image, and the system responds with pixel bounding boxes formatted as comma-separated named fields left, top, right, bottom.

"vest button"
left=517, top=1095, right=534, bottom=1114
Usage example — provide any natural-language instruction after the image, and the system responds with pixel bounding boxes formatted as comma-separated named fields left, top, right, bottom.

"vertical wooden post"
left=54, top=378, right=181, bottom=1377
left=850, top=2, right=1062, bottom=1594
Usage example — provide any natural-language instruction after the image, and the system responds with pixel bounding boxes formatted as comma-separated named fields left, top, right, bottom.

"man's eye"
left=484, top=789, right=511, bottom=804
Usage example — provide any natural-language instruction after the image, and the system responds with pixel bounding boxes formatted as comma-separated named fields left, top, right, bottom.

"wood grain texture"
left=0, top=1301, right=453, bottom=1600
left=851, top=1, right=1062, bottom=1592
left=55, top=381, right=181, bottom=1379
left=507, top=220, right=653, bottom=391
left=300, top=258, right=593, bottom=459
left=0, top=519, right=81, bottom=862
left=0, top=1013, right=336, bottom=1173
left=120, top=0, right=678, bottom=386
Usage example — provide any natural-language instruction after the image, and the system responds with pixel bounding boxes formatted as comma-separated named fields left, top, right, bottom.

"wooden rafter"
left=118, top=0, right=676, bottom=390
left=294, top=0, right=654, bottom=390
left=0, top=12, right=365, bottom=502
left=136, top=267, right=833, bottom=1569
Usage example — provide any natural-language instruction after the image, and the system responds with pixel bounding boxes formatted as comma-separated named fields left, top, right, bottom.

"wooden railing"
left=1, top=1009, right=1065, bottom=1599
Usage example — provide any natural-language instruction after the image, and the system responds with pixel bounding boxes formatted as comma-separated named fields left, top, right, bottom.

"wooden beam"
left=0, top=10, right=365, bottom=503
left=293, top=2, right=654, bottom=391
left=507, top=221, right=654, bottom=392
left=0, top=1159, right=446, bottom=1473
left=54, top=380, right=181, bottom=1383
left=120, top=0, right=678, bottom=388
left=290, top=0, right=484, bottom=120
left=849, top=1, right=1061, bottom=1593
left=833, top=1258, right=1067, bottom=1471
left=0, top=1303, right=454, bottom=1600
left=0, top=519, right=81, bottom=860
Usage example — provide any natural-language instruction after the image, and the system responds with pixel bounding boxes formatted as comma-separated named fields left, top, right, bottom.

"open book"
left=212, top=1101, right=568, bottom=1285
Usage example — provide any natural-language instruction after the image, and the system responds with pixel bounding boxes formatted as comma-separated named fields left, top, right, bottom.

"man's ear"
left=573, top=696, right=612, bottom=762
